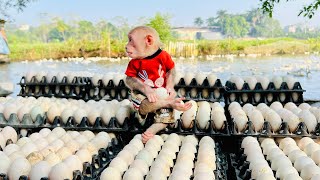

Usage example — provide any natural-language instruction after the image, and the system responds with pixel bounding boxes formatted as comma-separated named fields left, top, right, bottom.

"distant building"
left=284, top=24, right=317, bottom=33
left=172, top=26, right=223, bottom=40
left=18, top=24, right=30, bottom=31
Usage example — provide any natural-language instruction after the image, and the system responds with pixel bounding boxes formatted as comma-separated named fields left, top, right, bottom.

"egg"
left=123, top=168, right=144, bottom=180
left=249, top=109, right=264, bottom=132
left=8, top=157, right=32, bottom=180
left=109, top=157, right=129, bottom=174
left=272, top=76, right=283, bottom=89
left=73, top=108, right=87, bottom=124
left=181, top=100, right=197, bottom=129
left=211, top=111, right=226, bottom=130
left=29, top=161, right=51, bottom=180
left=0, top=126, right=18, bottom=143
left=234, top=115, right=248, bottom=133
left=129, top=159, right=149, bottom=176
left=299, top=110, right=317, bottom=132
left=245, top=76, right=257, bottom=90
left=265, top=111, right=282, bottom=132
left=48, top=162, right=73, bottom=180
left=183, top=73, right=195, bottom=85
left=46, top=105, right=61, bottom=124
left=91, top=74, right=102, bottom=86
left=63, top=155, right=83, bottom=173
left=195, top=72, right=206, bottom=85
left=207, top=73, right=217, bottom=86
left=300, top=163, right=320, bottom=180
left=196, top=101, right=211, bottom=130
left=294, top=156, right=314, bottom=172
left=298, top=137, right=314, bottom=150
left=115, top=105, right=131, bottom=126
left=305, top=143, right=320, bottom=156
left=231, top=76, right=244, bottom=90
left=75, top=149, right=92, bottom=164
left=113, top=74, right=124, bottom=86
left=276, top=166, right=299, bottom=179
left=285, top=76, right=297, bottom=90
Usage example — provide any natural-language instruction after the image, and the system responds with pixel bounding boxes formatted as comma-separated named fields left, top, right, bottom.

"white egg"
left=245, top=76, right=257, bottom=90
left=272, top=76, right=283, bottom=89
left=195, top=72, right=206, bottom=85
left=181, top=100, right=197, bottom=129
left=207, top=73, right=217, bottom=86
left=183, top=73, right=195, bottom=85
left=196, top=101, right=211, bottom=130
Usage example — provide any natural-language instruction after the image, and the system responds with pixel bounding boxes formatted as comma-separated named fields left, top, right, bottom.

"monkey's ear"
left=146, top=35, right=154, bottom=45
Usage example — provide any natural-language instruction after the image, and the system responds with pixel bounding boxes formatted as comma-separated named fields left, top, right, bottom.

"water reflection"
left=0, top=55, right=319, bottom=100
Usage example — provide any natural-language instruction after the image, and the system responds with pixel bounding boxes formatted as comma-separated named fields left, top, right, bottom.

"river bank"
left=7, top=38, right=320, bottom=61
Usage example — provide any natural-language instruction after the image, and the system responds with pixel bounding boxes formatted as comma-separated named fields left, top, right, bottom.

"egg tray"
left=18, top=84, right=88, bottom=100
left=128, top=115, right=230, bottom=136
left=0, top=113, right=44, bottom=129
left=87, top=86, right=130, bottom=101
left=18, top=76, right=90, bottom=86
left=0, top=137, right=124, bottom=180
left=224, top=91, right=304, bottom=107
left=225, top=81, right=305, bottom=93
left=228, top=117, right=320, bottom=138
left=228, top=149, right=254, bottom=180
left=38, top=115, right=130, bottom=132
left=0, top=113, right=131, bottom=132
left=175, top=78, right=224, bottom=88
left=94, top=139, right=228, bottom=180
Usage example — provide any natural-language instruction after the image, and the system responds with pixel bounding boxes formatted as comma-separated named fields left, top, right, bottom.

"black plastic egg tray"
left=224, top=81, right=305, bottom=106
left=225, top=109, right=320, bottom=138
left=0, top=131, right=124, bottom=180
left=18, top=76, right=90, bottom=100
left=174, top=78, right=225, bottom=102
left=95, top=138, right=228, bottom=180
left=18, top=76, right=227, bottom=102
left=0, top=113, right=129, bottom=132
left=129, top=114, right=230, bottom=137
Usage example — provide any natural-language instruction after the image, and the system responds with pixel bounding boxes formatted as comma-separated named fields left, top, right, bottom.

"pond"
left=0, top=55, right=319, bottom=101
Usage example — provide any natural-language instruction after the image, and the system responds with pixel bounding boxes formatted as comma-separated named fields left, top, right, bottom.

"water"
left=0, top=55, right=319, bottom=101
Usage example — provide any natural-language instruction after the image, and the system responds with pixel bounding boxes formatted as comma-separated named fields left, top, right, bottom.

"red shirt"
left=125, top=49, right=174, bottom=88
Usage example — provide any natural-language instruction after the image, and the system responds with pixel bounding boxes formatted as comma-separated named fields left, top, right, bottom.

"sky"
left=6, top=0, right=320, bottom=27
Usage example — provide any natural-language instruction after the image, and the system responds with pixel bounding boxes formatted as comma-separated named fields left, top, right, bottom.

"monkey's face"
left=125, top=30, right=148, bottom=59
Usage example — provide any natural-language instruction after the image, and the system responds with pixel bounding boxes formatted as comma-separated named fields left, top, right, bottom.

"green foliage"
left=146, top=13, right=172, bottom=42
left=260, top=0, right=320, bottom=18
left=222, top=15, right=250, bottom=38
left=194, top=17, right=204, bottom=27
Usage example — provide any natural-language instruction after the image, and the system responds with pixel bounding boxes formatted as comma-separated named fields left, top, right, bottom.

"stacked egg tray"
left=224, top=81, right=305, bottom=106
left=87, top=79, right=130, bottom=101
left=96, top=136, right=228, bottom=180
left=0, top=128, right=124, bottom=180
left=225, top=109, right=320, bottom=139
left=226, top=136, right=316, bottom=180
left=174, top=78, right=225, bottom=102
left=18, top=76, right=89, bottom=100
left=0, top=113, right=130, bottom=132
left=17, top=76, right=226, bottom=102
left=128, top=115, right=230, bottom=137
left=0, top=141, right=121, bottom=180
left=228, top=119, right=320, bottom=138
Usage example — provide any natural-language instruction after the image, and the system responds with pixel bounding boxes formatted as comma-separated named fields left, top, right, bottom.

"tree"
left=0, top=0, right=35, bottom=17
left=53, top=18, right=70, bottom=41
left=206, top=17, right=216, bottom=27
left=222, top=15, right=250, bottom=38
left=194, top=17, right=204, bottom=27
left=260, top=0, right=320, bottom=18
left=146, top=13, right=172, bottom=42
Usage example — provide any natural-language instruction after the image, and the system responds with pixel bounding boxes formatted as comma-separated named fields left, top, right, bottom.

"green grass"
left=8, top=37, right=320, bottom=61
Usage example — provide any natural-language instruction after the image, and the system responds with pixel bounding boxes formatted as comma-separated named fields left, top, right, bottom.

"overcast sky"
left=7, top=0, right=320, bottom=27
